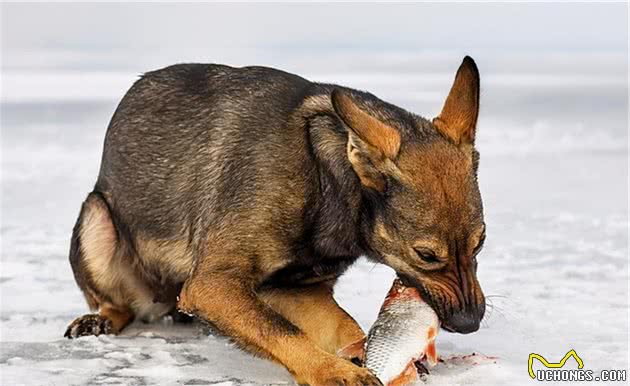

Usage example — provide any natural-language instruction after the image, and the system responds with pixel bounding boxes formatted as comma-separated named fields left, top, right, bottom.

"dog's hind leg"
left=65, top=192, right=169, bottom=338
left=64, top=192, right=134, bottom=338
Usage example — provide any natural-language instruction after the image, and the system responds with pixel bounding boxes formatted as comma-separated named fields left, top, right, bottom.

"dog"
left=65, top=56, right=486, bottom=386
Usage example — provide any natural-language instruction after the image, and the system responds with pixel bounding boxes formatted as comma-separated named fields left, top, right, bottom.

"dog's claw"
left=64, top=314, right=113, bottom=338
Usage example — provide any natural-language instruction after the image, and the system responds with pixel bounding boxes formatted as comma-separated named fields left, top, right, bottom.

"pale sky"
left=2, top=3, right=628, bottom=71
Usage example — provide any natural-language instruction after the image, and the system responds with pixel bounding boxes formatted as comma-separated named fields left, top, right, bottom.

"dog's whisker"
left=485, top=294, right=509, bottom=299
left=480, top=294, right=510, bottom=326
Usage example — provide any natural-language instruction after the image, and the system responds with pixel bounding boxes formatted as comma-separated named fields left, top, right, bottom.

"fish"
left=363, top=278, right=439, bottom=386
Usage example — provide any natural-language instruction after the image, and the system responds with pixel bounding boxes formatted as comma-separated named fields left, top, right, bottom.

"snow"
left=1, top=52, right=628, bottom=385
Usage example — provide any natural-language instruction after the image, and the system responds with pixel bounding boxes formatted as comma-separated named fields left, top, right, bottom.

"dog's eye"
left=414, top=248, right=440, bottom=264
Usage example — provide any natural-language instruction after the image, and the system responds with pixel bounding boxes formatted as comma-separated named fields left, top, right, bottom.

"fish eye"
left=413, top=247, right=440, bottom=264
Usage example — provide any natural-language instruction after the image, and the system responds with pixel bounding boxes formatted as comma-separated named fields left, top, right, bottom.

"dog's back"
left=98, top=64, right=313, bottom=242
left=103, top=65, right=334, bottom=283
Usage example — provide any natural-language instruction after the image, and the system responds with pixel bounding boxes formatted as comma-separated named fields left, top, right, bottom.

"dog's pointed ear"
left=433, top=56, right=480, bottom=145
left=331, top=89, right=401, bottom=192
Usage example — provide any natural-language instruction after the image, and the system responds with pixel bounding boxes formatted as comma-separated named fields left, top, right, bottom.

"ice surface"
left=1, top=48, right=628, bottom=386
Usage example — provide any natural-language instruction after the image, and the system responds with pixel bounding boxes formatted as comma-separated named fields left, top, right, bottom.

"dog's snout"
left=445, top=311, right=479, bottom=334
left=443, top=303, right=485, bottom=334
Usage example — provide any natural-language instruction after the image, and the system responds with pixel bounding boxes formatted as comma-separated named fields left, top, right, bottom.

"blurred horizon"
left=1, top=3, right=628, bottom=160
left=2, top=3, right=628, bottom=68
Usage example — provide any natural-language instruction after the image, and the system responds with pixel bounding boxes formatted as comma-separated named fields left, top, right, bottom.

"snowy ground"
left=1, top=52, right=628, bottom=385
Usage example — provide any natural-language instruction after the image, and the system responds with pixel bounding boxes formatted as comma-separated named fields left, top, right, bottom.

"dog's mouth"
left=441, top=323, right=457, bottom=333
left=397, top=272, right=484, bottom=334
left=397, top=274, right=445, bottom=323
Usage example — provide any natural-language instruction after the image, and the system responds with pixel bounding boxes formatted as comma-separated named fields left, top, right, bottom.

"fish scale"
left=364, top=279, right=439, bottom=386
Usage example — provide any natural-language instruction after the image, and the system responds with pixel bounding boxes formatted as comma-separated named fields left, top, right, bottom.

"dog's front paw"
left=299, top=358, right=382, bottom=386
left=64, top=314, right=113, bottom=338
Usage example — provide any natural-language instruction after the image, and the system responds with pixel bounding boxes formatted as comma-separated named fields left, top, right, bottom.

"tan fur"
left=100, top=305, right=134, bottom=333
left=347, top=140, right=387, bottom=191
left=79, top=197, right=171, bottom=322
left=259, top=283, right=365, bottom=355
left=135, top=237, right=194, bottom=283
left=333, top=90, right=401, bottom=159
left=375, top=221, right=393, bottom=242
left=347, top=133, right=405, bottom=192
left=433, top=57, right=480, bottom=145
left=300, top=94, right=332, bottom=113
left=377, top=139, right=485, bottom=314
left=178, top=254, right=379, bottom=385
left=466, top=225, right=486, bottom=256
left=79, top=198, right=117, bottom=292
left=81, top=284, right=101, bottom=311
left=399, top=142, right=474, bottom=215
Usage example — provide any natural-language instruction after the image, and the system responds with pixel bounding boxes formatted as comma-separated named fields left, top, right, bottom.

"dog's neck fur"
left=304, top=110, right=374, bottom=261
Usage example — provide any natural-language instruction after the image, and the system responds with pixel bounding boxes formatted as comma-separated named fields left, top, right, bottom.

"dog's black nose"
left=443, top=303, right=485, bottom=334
left=445, top=311, right=479, bottom=334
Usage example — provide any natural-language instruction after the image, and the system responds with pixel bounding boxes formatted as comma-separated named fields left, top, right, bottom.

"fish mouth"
left=397, top=274, right=444, bottom=325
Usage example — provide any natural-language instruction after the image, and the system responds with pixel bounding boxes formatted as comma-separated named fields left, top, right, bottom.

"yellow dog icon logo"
left=528, top=349, right=584, bottom=379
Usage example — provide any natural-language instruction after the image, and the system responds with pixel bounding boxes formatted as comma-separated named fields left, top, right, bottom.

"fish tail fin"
left=387, top=361, right=418, bottom=386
